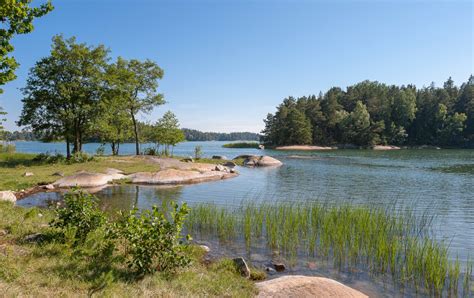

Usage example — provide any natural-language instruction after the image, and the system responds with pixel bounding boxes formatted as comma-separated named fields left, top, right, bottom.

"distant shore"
left=273, top=144, right=445, bottom=151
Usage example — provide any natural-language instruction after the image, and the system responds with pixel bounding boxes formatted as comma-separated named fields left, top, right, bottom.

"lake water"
left=15, top=141, right=474, bottom=296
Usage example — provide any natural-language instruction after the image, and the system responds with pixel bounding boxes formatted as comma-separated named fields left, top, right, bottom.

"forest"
left=262, top=77, right=474, bottom=148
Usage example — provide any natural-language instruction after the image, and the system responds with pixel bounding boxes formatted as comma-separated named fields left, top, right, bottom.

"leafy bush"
left=33, top=152, right=66, bottom=163
left=194, top=145, right=203, bottom=159
left=114, top=203, right=191, bottom=274
left=143, top=147, right=158, bottom=156
left=96, top=144, right=105, bottom=156
left=32, top=151, right=94, bottom=164
left=70, top=151, right=95, bottom=163
left=50, top=189, right=106, bottom=244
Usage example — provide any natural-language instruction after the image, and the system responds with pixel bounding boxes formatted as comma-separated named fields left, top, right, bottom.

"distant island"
left=2, top=128, right=260, bottom=143
left=262, top=77, right=473, bottom=149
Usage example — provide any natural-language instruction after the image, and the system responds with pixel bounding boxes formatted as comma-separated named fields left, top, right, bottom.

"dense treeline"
left=182, top=128, right=260, bottom=141
left=262, top=77, right=474, bottom=148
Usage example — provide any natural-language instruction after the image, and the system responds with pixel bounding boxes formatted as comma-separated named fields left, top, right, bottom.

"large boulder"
left=234, top=154, right=257, bottom=160
left=256, top=275, right=367, bottom=297
left=257, top=156, right=282, bottom=167
left=243, top=156, right=282, bottom=167
left=0, top=191, right=16, bottom=203
left=54, top=172, right=114, bottom=188
left=127, top=168, right=236, bottom=185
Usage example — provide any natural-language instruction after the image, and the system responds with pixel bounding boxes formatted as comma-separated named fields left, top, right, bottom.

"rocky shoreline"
left=0, top=155, right=283, bottom=202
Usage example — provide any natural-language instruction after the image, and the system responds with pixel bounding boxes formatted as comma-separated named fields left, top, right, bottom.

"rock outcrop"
left=0, top=191, right=16, bottom=203
left=53, top=172, right=124, bottom=188
left=275, top=145, right=335, bottom=150
left=127, top=168, right=236, bottom=185
left=256, top=275, right=367, bottom=297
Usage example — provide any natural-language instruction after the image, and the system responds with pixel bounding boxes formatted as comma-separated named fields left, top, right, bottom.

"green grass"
left=186, top=201, right=473, bottom=296
left=0, top=153, right=160, bottom=191
left=0, top=201, right=257, bottom=296
left=222, top=142, right=260, bottom=149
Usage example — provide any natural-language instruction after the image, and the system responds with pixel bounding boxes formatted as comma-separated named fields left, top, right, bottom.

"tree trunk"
left=111, top=142, right=116, bottom=156
left=131, top=113, right=140, bottom=155
left=66, top=137, right=71, bottom=159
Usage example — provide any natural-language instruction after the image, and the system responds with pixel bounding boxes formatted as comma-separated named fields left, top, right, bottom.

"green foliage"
left=108, top=57, right=165, bottom=155
left=263, top=77, right=473, bottom=148
left=18, top=35, right=109, bottom=157
left=149, top=111, right=185, bottom=156
left=51, top=189, right=106, bottom=243
left=0, top=0, right=53, bottom=93
left=114, top=203, right=191, bottom=274
left=194, top=145, right=203, bottom=159
left=222, top=142, right=260, bottom=148
left=32, top=151, right=94, bottom=164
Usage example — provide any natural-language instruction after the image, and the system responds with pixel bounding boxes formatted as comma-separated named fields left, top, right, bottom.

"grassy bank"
left=222, top=142, right=260, bottom=149
left=0, top=153, right=245, bottom=192
left=0, top=200, right=257, bottom=296
left=0, top=153, right=161, bottom=191
left=186, top=202, right=473, bottom=296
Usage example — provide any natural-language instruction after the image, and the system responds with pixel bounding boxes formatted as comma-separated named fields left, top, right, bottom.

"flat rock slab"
left=0, top=191, right=17, bottom=202
left=275, top=145, right=335, bottom=150
left=372, top=145, right=401, bottom=150
left=53, top=172, right=124, bottom=188
left=128, top=169, right=236, bottom=185
left=256, top=275, right=367, bottom=298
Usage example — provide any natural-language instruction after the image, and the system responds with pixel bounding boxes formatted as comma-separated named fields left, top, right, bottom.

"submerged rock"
left=233, top=257, right=251, bottom=278
left=256, top=275, right=368, bottom=298
left=272, top=262, right=286, bottom=272
left=243, top=156, right=283, bottom=167
left=0, top=191, right=16, bottom=203
left=223, top=161, right=237, bottom=168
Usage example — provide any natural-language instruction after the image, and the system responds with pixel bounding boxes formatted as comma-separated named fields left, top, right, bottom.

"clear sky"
left=1, top=0, right=472, bottom=132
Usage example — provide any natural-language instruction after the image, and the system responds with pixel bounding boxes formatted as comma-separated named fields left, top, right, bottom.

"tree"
left=0, top=106, right=6, bottom=139
left=151, top=111, right=185, bottom=156
left=95, top=97, right=132, bottom=155
left=341, top=101, right=371, bottom=146
left=18, top=35, right=108, bottom=158
left=285, top=108, right=312, bottom=145
left=108, top=57, right=165, bottom=155
left=0, top=0, right=53, bottom=93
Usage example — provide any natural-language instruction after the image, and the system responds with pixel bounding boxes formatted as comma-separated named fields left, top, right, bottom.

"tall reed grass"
left=185, top=201, right=472, bottom=296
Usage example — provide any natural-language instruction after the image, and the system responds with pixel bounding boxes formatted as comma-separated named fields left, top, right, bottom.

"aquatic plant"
left=185, top=201, right=473, bottom=296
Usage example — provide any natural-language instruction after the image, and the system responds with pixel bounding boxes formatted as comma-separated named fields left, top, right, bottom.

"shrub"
left=96, top=144, right=105, bottom=156
left=114, top=202, right=191, bottom=274
left=50, top=189, right=106, bottom=244
left=33, top=152, right=66, bottom=163
left=194, top=145, right=203, bottom=159
left=69, top=151, right=94, bottom=163
left=143, top=147, right=158, bottom=156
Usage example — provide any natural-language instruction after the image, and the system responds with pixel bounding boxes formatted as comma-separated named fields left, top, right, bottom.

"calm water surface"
left=16, top=141, right=474, bottom=296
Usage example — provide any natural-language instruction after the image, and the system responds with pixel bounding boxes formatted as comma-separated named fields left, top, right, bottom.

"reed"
left=185, top=201, right=473, bottom=296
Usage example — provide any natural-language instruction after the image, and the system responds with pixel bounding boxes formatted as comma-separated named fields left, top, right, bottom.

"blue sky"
left=1, top=0, right=472, bottom=132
